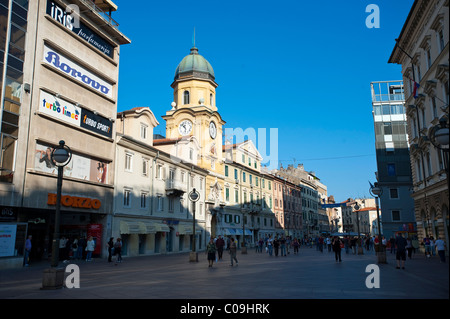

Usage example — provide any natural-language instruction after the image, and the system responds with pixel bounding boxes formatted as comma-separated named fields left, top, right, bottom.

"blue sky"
left=112, top=0, right=414, bottom=203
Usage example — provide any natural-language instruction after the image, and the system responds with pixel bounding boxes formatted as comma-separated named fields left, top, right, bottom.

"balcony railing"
left=165, top=179, right=186, bottom=196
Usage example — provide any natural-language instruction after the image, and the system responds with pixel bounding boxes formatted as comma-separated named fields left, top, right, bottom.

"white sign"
left=0, top=224, right=17, bottom=257
left=43, top=45, right=113, bottom=98
left=40, top=90, right=81, bottom=126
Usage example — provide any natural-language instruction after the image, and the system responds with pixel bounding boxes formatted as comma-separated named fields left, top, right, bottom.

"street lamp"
left=354, top=202, right=363, bottom=255
left=429, top=117, right=449, bottom=196
left=50, top=140, right=72, bottom=267
left=42, top=140, right=72, bottom=290
left=369, top=182, right=387, bottom=264
left=188, top=188, right=200, bottom=262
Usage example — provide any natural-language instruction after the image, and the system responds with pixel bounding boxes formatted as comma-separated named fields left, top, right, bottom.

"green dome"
left=174, top=47, right=215, bottom=80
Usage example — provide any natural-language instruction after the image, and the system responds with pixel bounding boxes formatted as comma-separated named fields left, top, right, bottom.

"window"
left=389, top=188, right=399, bottom=199
left=225, top=188, right=230, bottom=202
left=234, top=215, right=240, bottom=224
left=242, top=172, right=246, bottom=183
left=142, top=159, right=149, bottom=176
left=183, top=91, right=190, bottom=104
left=426, top=152, right=432, bottom=177
left=249, top=174, right=252, bottom=185
left=140, top=192, right=147, bottom=208
left=426, top=49, right=432, bottom=69
left=156, top=164, right=165, bottom=179
left=248, top=157, right=251, bottom=166
left=234, top=169, right=238, bottom=180
left=387, top=163, right=396, bottom=176
left=123, top=189, right=131, bottom=207
left=242, top=154, right=245, bottom=163
left=168, top=198, right=174, bottom=213
left=416, top=158, right=423, bottom=181
left=210, top=93, right=213, bottom=106
left=438, top=29, right=444, bottom=52
left=383, top=122, right=392, bottom=135
left=157, top=195, right=164, bottom=211
left=392, top=210, right=401, bottom=221
left=189, top=148, right=194, bottom=161
left=235, top=189, right=239, bottom=203
left=225, top=165, right=229, bottom=177
left=140, top=123, right=148, bottom=139
left=268, top=181, right=271, bottom=190
left=431, top=97, right=438, bottom=119
left=125, top=153, right=133, bottom=172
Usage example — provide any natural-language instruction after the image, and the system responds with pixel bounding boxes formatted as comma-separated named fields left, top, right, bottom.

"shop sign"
left=43, top=45, right=113, bottom=98
left=47, top=193, right=102, bottom=210
left=46, top=0, right=114, bottom=58
left=39, top=90, right=113, bottom=138
left=0, top=206, right=17, bottom=221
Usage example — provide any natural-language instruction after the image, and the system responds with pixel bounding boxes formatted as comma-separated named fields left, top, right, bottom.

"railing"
left=372, top=94, right=405, bottom=102
left=79, top=0, right=120, bottom=28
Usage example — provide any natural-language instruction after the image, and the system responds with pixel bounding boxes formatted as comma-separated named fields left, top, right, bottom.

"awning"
left=234, top=229, right=252, bottom=236
left=139, top=221, right=156, bottom=234
left=178, top=224, right=201, bottom=235
left=153, top=223, right=170, bottom=232
left=224, top=228, right=236, bottom=235
left=120, top=220, right=144, bottom=234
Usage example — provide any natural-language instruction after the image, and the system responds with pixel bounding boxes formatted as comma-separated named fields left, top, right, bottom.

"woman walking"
left=107, top=237, right=114, bottom=262
left=85, top=236, right=95, bottom=261
left=229, top=238, right=238, bottom=266
left=332, top=236, right=342, bottom=262
left=207, top=238, right=217, bottom=268
left=114, top=238, right=122, bottom=264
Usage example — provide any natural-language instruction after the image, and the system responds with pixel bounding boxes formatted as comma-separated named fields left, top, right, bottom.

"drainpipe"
left=151, top=151, right=159, bottom=215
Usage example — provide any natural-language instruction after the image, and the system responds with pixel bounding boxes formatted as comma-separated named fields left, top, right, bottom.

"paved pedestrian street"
left=0, top=246, right=448, bottom=316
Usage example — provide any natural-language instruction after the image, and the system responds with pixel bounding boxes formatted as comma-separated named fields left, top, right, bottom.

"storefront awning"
left=139, top=221, right=156, bottom=234
left=224, top=228, right=236, bottom=235
left=120, top=221, right=144, bottom=234
left=153, top=223, right=170, bottom=232
left=178, top=224, right=201, bottom=235
left=235, top=229, right=253, bottom=236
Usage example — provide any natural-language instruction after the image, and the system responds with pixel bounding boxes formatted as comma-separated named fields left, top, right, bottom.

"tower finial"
left=193, top=27, right=196, bottom=48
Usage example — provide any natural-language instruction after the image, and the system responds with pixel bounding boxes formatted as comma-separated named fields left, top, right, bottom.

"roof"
left=174, top=47, right=215, bottom=80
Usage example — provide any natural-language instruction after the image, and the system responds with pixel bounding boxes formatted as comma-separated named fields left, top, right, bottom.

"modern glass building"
left=371, top=80, right=416, bottom=240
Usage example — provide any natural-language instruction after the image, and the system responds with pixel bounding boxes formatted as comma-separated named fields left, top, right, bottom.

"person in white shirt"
left=434, top=237, right=446, bottom=263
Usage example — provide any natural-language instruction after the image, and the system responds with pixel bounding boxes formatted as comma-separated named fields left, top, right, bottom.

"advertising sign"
left=39, top=90, right=113, bottom=138
left=43, top=45, right=113, bottom=98
left=34, top=142, right=109, bottom=184
left=40, top=90, right=81, bottom=126
left=46, top=0, right=114, bottom=58
left=0, top=224, right=17, bottom=257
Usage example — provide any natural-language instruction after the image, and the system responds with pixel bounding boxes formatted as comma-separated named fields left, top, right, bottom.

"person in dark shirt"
left=395, top=233, right=408, bottom=269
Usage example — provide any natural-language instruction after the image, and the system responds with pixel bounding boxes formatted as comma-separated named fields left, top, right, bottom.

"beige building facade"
left=389, top=0, right=449, bottom=251
left=0, top=0, right=130, bottom=269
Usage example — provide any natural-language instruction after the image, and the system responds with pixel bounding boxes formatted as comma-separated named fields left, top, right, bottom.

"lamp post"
left=429, top=117, right=449, bottom=252
left=354, top=202, right=363, bottom=255
left=369, top=182, right=387, bottom=263
left=42, top=140, right=72, bottom=290
left=188, top=188, right=200, bottom=262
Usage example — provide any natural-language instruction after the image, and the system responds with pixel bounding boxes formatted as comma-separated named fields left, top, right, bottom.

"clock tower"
left=162, top=45, right=226, bottom=236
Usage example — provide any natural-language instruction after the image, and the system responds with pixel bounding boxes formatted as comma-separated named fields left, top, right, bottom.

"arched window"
left=183, top=91, right=190, bottom=105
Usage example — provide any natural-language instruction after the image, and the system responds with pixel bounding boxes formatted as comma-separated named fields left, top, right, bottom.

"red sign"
left=87, top=224, right=102, bottom=255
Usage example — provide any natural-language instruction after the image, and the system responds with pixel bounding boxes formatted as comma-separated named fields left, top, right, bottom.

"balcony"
left=165, top=179, right=186, bottom=197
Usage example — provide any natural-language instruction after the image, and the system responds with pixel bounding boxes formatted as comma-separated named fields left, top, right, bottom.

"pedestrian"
left=293, top=238, right=299, bottom=254
left=207, top=238, right=217, bottom=267
left=351, top=237, right=357, bottom=254
left=76, top=236, right=86, bottom=260
left=280, top=236, right=286, bottom=256
left=267, top=236, right=273, bottom=256
left=343, top=236, right=350, bottom=254
left=406, top=237, right=413, bottom=259
left=107, top=237, right=114, bottom=262
left=332, top=236, right=342, bottom=262
left=216, top=235, right=225, bottom=260
left=395, top=233, right=407, bottom=269
left=389, top=236, right=396, bottom=254
left=430, top=236, right=436, bottom=256
left=59, top=236, right=67, bottom=261
left=326, top=237, right=332, bottom=252
left=286, top=236, right=291, bottom=255
left=114, top=238, right=122, bottom=264
left=24, top=235, right=32, bottom=267
left=318, top=236, right=324, bottom=253
left=229, top=238, right=238, bottom=266
left=423, top=236, right=431, bottom=258
left=71, top=237, right=78, bottom=260
left=85, top=236, right=95, bottom=261
left=273, top=236, right=280, bottom=256
left=435, top=236, right=446, bottom=263
left=258, top=238, right=264, bottom=253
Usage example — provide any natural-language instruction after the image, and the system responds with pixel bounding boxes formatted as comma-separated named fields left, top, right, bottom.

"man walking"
left=24, top=235, right=32, bottom=266
left=395, top=233, right=407, bottom=269
left=216, top=235, right=225, bottom=260
left=229, top=238, right=238, bottom=266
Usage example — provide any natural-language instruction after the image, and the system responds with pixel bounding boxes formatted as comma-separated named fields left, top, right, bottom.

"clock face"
left=178, top=120, right=192, bottom=136
left=209, top=121, right=217, bottom=139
